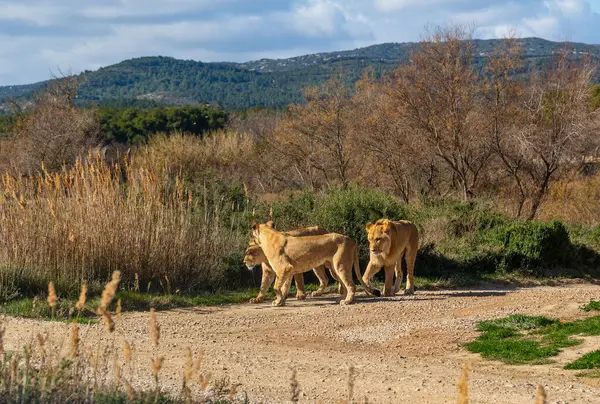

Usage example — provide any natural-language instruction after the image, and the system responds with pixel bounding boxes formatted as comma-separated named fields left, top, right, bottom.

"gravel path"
left=3, top=283, right=600, bottom=403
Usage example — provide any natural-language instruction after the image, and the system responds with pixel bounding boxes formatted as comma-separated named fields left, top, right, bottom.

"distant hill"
left=1, top=37, right=599, bottom=110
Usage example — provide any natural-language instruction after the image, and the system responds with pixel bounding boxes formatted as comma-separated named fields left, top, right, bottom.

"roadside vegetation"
left=466, top=303, right=600, bottom=374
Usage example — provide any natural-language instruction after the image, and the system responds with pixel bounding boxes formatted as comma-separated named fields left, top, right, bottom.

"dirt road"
left=4, top=283, right=600, bottom=403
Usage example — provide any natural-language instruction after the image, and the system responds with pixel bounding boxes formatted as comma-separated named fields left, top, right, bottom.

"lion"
left=243, top=225, right=340, bottom=303
left=251, top=221, right=380, bottom=306
left=363, top=219, right=419, bottom=297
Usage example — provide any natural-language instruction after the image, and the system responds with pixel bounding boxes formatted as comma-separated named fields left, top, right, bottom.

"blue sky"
left=0, top=0, right=599, bottom=85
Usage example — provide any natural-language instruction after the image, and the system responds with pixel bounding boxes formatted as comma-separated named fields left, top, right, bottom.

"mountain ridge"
left=1, top=37, right=599, bottom=110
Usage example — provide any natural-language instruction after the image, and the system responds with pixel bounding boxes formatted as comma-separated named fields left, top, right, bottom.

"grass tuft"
left=583, top=300, right=600, bottom=312
left=466, top=314, right=600, bottom=365
left=565, top=350, right=600, bottom=370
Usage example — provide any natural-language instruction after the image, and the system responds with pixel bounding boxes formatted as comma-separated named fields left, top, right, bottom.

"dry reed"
left=149, top=308, right=160, bottom=348
left=123, top=341, right=132, bottom=362
left=98, top=271, right=120, bottom=312
left=347, top=365, right=356, bottom=403
left=290, top=369, right=300, bottom=403
left=152, top=356, right=165, bottom=384
left=75, top=283, right=87, bottom=311
left=535, top=385, right=547, bottom=404
left=0, top=324, right=4, bottom=356
left=98, top=307, right=115, bottom=333
left=0, top=151, right=248, bottom=296
left=69, top=323, right=80, bottom=359
left=47, top=282, right=58, bottom=310
left=125, top=379, right=136, bottom=401
left=457, top=364, right=470, bottom=404
left=35, top=333, right=47, bottom=360
left=115, top=298, right=122, bottom=322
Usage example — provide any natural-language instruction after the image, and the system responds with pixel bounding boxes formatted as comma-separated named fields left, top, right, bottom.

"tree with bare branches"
left=1, top=74, right=101, bottom=173
left=353, top=69, right=440, bottom=202
left=388, top=24, right=492, bottom=201
left=265, top=74, right=360, bottom=190
left=492, top=50, right=599, bottom=219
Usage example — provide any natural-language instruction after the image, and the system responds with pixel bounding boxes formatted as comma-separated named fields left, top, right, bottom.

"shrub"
left=591, top=225, right=600, bottom=245
left=266, top=191, right=316, bottom=230
left=310, top=187, right=407, bottom=262
left=501, top=220, right=571, bottom=270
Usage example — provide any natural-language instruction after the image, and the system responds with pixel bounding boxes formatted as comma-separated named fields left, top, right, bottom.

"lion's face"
left=366, top=221, right=392, bottom=257
left=243, top=244, right=264, bottom=269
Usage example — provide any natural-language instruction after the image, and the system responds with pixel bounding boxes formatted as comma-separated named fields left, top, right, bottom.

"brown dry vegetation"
left=0, top=150, right=249, bottom=297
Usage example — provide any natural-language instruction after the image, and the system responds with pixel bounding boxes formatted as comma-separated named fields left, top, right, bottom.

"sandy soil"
left=3, top=283, right=600, bottom=403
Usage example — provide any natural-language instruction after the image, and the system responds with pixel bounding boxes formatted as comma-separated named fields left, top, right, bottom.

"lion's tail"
left=353, top=247, right=380, bottom=298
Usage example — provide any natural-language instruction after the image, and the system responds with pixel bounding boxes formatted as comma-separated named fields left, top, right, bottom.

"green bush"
left=269, top=192, right=316, bottom=230
left=310, top=187, right=408, bottom=263
left=591, top=225, right=600, bottom=245
left=501, top=220, right=571, bottom=270
left=446, top=202, right=508, bottom=238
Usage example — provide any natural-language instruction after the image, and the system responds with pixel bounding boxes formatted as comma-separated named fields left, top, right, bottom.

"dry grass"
left=538, top=171, right=600, bottom=225
left=0, top=149, right=249, bottom=298
left=535, top=385, right=547, bottom=404
left=131, top=131, right=254, bottom=187
left=457, top=364, right=470, bottom=404
left=0, top=274, right=240, bottom=403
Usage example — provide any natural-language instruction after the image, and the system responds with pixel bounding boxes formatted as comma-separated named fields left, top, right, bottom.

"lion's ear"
left=365, top=222, right=374, bottom=232
left=382, top=220, right=391, bottom=232
left=266, top=220, right=275, bottom=229
left=251, top=222, right=259, bottom=232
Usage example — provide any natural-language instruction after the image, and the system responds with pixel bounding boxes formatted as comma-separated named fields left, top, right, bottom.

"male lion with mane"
left=363, top=219, right=419, bottom=297
left=243, top=225, right=340, bottom=303
left=251, top=221, right=380, bottom=306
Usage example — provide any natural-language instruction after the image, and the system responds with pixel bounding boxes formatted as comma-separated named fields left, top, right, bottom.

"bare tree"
left=226, top=107, right=282, bottom=141
left=483, top=35, right=530, bottom=216
left=265, top=74, right=360, bottom=190
left=353, top=69, right=441, bottom=202
left=2, top=73, right=101, bottom=173
left=388, top=24, right=493, bottom=200
left=494, top=50, right=598, bottom=219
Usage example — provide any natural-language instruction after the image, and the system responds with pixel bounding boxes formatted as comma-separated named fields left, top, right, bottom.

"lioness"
left=363, top=219, right=419, bottom=297
left=244, top=225, right=338, bottom=303
left=245, top=242, right=329, bottom=303
left=251, top=221, right=380, bottom=306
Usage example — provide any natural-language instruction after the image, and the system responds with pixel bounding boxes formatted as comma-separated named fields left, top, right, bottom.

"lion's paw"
left=403, top=289, right=415, bottom=296
left=296, top=294, right=307, bottom=301
left=249, top=297, right=263, bottom=304
left=310, top=290, right=323, bottom=297
left=272, top=300, right=286, bottom=307
left=339, top=299, right=354, bottom=305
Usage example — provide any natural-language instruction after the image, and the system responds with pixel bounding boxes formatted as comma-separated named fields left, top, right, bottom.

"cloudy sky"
left=1, top=0, right=599, bottom=85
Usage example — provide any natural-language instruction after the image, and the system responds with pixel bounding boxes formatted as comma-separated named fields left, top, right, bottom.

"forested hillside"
left=1, top=37, right=599, bottom=110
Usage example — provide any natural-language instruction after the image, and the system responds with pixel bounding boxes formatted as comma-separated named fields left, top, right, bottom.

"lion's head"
left=243, top=240, right=266, bottom=269
left=250, top=220, right=275, bottom=244
left=365, top=219, right=393, bottom=257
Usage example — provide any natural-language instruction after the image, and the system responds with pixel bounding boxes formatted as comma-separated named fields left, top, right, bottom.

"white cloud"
left=374, top=0, right=453, bottom=12
left=0, top=0, right=598, bottom=85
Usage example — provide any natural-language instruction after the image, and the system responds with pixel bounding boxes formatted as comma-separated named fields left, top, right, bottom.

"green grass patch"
left=466, top=314, right=600, bottom=365
left=565, top=350, right=600, bottom=370
left=583, top=300, right=600, bottom=312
